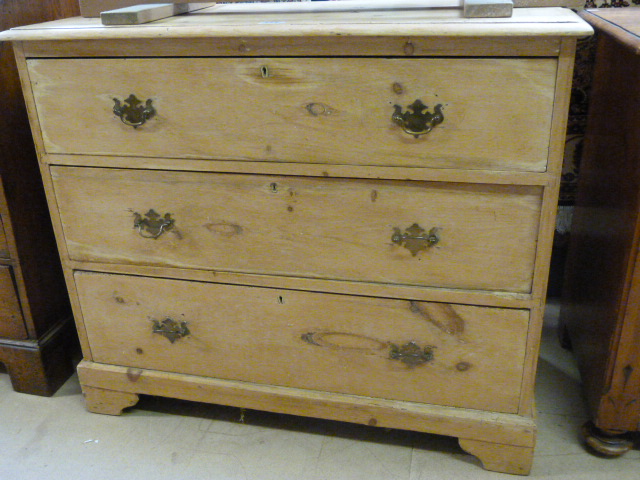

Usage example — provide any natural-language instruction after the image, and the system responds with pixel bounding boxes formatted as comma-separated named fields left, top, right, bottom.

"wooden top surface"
left=580, top=8, right=640, bottom=55
left=0, top=7, right=592, bottom=41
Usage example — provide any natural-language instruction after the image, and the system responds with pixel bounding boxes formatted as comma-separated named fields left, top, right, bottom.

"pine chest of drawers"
left=0, top=7, right=591, bottom=475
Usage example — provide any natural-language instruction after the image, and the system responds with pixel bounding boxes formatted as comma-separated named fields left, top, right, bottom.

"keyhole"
left=403, top=41, right=415, bottom=55
left=270, top=182, right=278, bottom=193
left=261, top=66, right=269, bottom=78
left=277, top=296, right=284, bottom=304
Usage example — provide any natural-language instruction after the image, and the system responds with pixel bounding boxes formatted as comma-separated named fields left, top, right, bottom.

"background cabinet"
left=0, top=0, right=78, bottom=395
left=561, top=8, right=640, bottom=456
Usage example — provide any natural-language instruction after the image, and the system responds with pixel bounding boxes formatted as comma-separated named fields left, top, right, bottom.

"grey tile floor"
left=1, top=299, right=639, bottom=479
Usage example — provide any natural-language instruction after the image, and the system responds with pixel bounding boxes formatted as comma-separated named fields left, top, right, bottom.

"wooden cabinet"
left=0, top=7, right=591, bottom=474
left=561, top=8, right=640, bottom=456
left=0, top=0, right=77, bottom=395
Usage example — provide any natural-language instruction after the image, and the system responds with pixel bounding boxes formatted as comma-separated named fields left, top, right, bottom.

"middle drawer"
left=52, top=166, right=542, bottom=293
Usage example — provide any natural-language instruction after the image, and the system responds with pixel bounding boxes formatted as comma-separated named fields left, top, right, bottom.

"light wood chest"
left=0, top=7, right=591, bottom=474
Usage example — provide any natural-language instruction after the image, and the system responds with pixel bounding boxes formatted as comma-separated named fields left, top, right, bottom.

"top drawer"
left=28, top=57, right=557, bottom=172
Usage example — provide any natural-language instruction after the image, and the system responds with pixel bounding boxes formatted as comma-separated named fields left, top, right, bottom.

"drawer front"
left=53, top=166, right=542, bottom=293
left=0, top=265, right=26, bottom=339
left=29, top=57, right=556, bottom=171
left=75, top=271, right=529, bottom=413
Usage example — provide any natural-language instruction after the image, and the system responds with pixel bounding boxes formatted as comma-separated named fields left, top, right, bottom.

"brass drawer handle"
left=392, top=99, right=443, bottom=138
left=392, top=223, right=440, bottom=256
left=301, top=331, right=435, bottom=367
left=113, top=94, right=155, bottom=128
left=152, top=317, right=190, bottom=344
left=133, top=209, right=174, bottom=239
left=389, top=341, right=435, bottom=367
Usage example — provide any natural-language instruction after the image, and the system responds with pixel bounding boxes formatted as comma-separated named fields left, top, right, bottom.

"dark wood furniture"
left=0, top=0, right=79, bottom=395
left=561, top=8, right=640, bottom=456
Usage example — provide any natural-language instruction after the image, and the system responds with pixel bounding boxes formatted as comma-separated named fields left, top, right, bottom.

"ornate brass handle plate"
left=389, top=341, right=435, bottom=367
left=152, top=317, right=190, bottom=344
left=133, top=209, right=174, bottom=239
left=392, top=223, right=440, bottom=256
left=301, top=331, right=435, bottom=368
left=392, top=99, right=444, bottom=138
left=113, top=94, right=155, bottom=128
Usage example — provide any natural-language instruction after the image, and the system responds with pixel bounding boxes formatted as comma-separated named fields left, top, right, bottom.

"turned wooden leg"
left=82, top=385, right=139, bottom=415
left=459, top=438, right=534, bottom=475
left=582, top=421, right=633, bottom=457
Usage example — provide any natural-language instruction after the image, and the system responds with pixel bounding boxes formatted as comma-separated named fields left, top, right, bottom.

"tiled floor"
left=1, top=300, right=639, bottom=479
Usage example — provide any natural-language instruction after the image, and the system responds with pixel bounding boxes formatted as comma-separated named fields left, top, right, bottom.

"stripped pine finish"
left=29, top=57, right=556, bottom=171
left=51, top=166, right=542, bottom=293
left=0, top=7, right=592, bottom=474
left=75, top=271, right=530, bottom=413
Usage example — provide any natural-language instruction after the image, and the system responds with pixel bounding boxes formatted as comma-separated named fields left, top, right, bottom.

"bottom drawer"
left=75, top=272, right=529, bottom=414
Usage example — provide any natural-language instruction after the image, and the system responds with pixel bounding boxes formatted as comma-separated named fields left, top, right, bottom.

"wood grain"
left=518, top=37, right=577, bottom=414
left=0, top=0, right=77, bottom=395
left=28, top=57, right=556, bottom=172
left=44, top=154, right=554, bottom=186
left=0, top=318, right=77, bottom=395
left=75, top=271, right=530, bottom=413
left=581, top=8, right=640, bottom=55
left=21, top=36, right=562, bottom=58
left=0, top=2, right=74, bottom=339
left=0, top=8, right=593, bottom=42
left=52, top=166, right=542, bottom=293
left=77, top=359, right=537, bottom=448
left=3, top=6, right=589, bottom=470
left=82, top=385, right=140, bottom=415
left=459, top=438, right=534, bottom=475
left=561, top=25, right=640, bottom=434
left=64, top=259, right=537, bottom=309
left=0, top=266, right=26, bottom=339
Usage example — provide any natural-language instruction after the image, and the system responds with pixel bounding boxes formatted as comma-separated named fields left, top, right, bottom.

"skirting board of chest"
left=0, top=6, right=592, bottom=475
